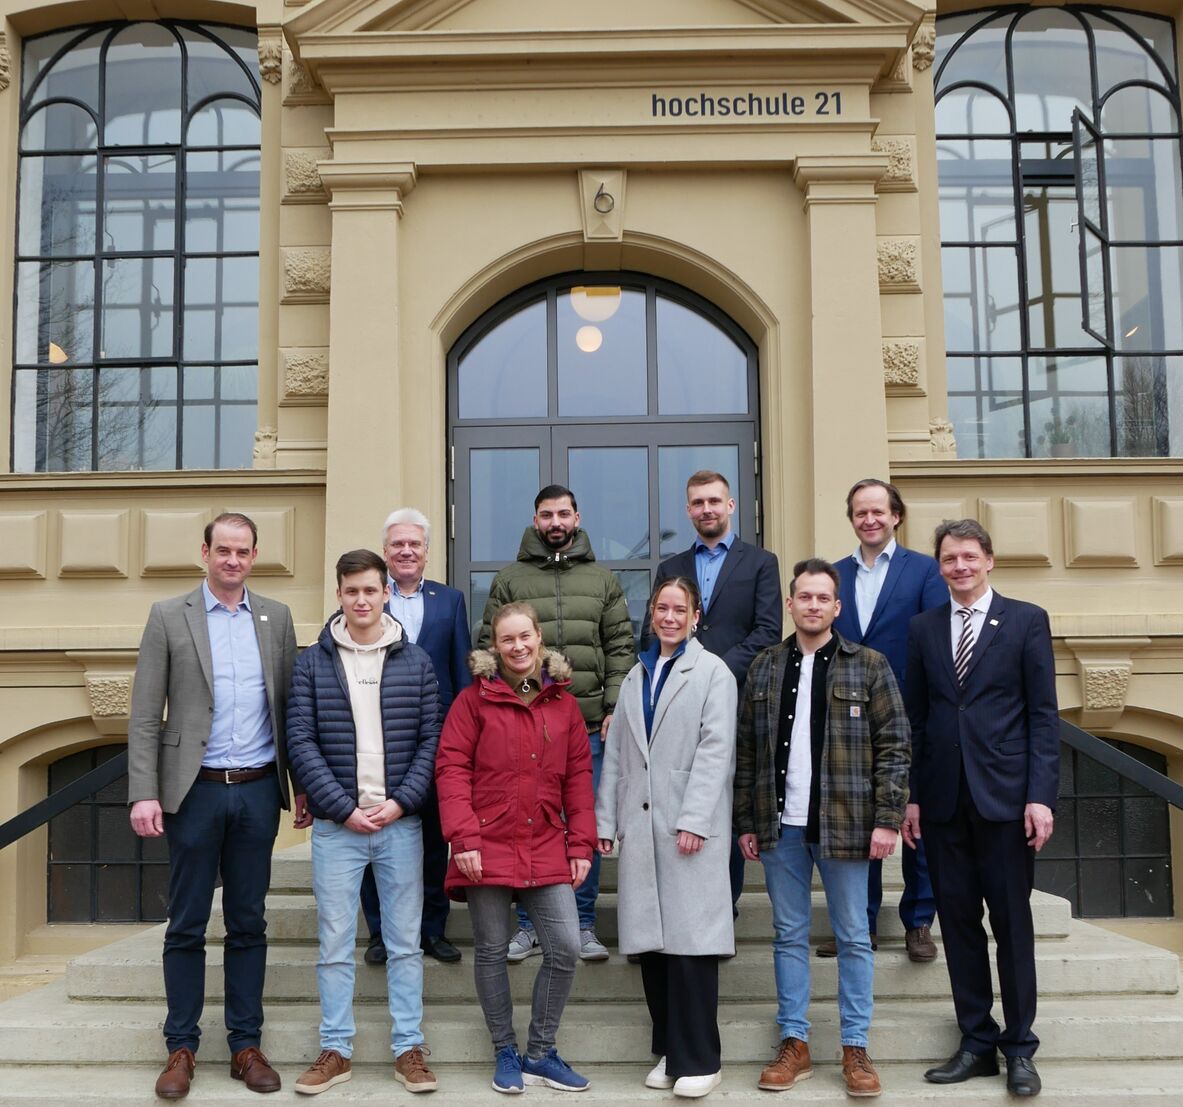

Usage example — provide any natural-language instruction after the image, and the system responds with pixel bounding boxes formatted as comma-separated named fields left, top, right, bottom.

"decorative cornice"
left=319, top=161, right=417, bottom=212
left=1064, top=637, right=1152, bottom=729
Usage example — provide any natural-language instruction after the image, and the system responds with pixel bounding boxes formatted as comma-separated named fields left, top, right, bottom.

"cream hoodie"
left=330, top=612, right=403, bottom=809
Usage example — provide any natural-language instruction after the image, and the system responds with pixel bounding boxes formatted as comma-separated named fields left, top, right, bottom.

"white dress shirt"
left=949, top=586, right=994, bottom=663
left=852, top=538, right=896, bottom=635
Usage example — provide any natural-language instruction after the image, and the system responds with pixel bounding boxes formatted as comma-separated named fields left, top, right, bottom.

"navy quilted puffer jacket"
left=286, top=618, right=442, bottom=823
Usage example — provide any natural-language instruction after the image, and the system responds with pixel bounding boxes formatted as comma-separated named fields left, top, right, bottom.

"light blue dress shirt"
left=201, top=580, right=274, bottom=769
left=387, top=575, right=425, bottom=644
left=852, top=538, right=897, bottom=635
left=695, top=530, right=736, bottom=612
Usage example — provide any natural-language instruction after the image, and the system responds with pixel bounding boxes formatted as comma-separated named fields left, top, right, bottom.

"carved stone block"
left=87, top=676, right=132, bottom=718
left=882, top=341, right=920, bottom=387
left=285, top=53, right=330, bottom=105
left=282, top=248, right=331, bottom=303
left=878, top=239, right=920, bottom=293
left=142, top=510, right=207, bottom=575
left=284, top=150, right=329, bottom=201
left=0, top=33, right=10, bottom=94
left=1063, top=498, right=1139, bottom=567
left=913, top=20, right=936, bottom=71
left=870, top=137, right=915, bottom=190
left=578, top=168, right=627, bottom=243
left=59, top=510, right=130, bottom=577
left=258, top=38, right=282, bottom=85
left=253, top=427, right=278, bottom=469
left=0, top=511, right=47, bottom=578
left=929, top=418, right=957, bottom=456
left=282, top=348, right=330, bottom=402
left=979, top=499, right=1052, bottom=566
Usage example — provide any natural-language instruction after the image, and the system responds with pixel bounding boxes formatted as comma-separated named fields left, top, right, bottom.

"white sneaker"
left=673, top=1071, right=722, bottom=1098
left=645, top=1057, right=675, bottom=1090
left=506, top=928, right=540, bottom=962
left=579, top=929, right=609, bottom=961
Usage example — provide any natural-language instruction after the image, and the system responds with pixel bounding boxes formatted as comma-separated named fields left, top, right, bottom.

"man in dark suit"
left=360, top=507, right=472, bottom=965
left=644, top=469, right=782, bottom=904
left=822, top=478, right=945, bottom=962
left=128, top=512, right=301, bottom=1099
left=903, top=518, right=1059, bottom=1098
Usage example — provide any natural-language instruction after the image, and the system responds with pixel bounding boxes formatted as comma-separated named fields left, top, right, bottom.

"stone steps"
left=2, top=986, right=1182, bottom=1066
left=1, top=1061, right=1182, bottom=1106
left=65, top=921, right=1174, bottom=1003
left=207, top=888, right=1073, bottom=944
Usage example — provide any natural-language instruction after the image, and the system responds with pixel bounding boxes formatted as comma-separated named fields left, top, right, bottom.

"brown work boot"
left=758, top=1036, right=813, bottom=1090
left=817, top=933, right=877, bottom=957
left=294, top=1049, right=352, bottom=1095
left=394, top=1046, right=439, bottom=1093
left=842, top=1046, right=882, bottom=1097
left=230, top=1046, right=281, bottom=1093
left=155, top=1047, right=196, bottom=1099
left=905, top=925, right=938, bottom=962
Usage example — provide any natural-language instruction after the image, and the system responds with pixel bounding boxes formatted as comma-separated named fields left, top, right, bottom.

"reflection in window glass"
left=937, top=6, right=1183, bottom=457
left=614, top=570, right=651, bottom=643
left=557, top=288, right=647, bottom=417
left=14, top=22, right=261, bottom=471
left=568, top=448, right=650, bottom=560
left=657, top=296, right=748, bottom=415
left=658, top=446, right=740, bottom=556
left=458, top=300, right=548, bottom=419
left=470, top=449, right=540, bottom=563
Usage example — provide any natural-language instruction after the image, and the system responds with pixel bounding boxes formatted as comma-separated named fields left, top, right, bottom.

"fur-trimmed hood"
left=468, top=647, right=573, bottom=683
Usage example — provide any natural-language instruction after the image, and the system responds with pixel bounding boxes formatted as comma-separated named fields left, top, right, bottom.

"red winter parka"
left=436, top=648, right=596, bottom=901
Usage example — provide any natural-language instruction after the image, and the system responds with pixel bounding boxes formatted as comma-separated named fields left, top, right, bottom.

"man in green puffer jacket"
left=478, top=484, right=636, bottom=963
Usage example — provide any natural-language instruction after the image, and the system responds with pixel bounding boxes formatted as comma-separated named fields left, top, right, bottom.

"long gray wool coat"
left=597, top=637, right=738, bottom=956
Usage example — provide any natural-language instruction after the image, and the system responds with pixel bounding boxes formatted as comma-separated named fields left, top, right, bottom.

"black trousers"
left=639, top=952, right=721, bottom=1078
left=923, top=778, right=1039, bottom=1059
left=361, top=783, right=449, bottom=940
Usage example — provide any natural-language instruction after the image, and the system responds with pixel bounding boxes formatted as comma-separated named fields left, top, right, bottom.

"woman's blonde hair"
left=490, top=601, right=542, bottom=638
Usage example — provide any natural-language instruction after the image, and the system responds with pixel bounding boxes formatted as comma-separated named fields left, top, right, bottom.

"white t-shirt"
left=781, top=652, right=815, bottom=826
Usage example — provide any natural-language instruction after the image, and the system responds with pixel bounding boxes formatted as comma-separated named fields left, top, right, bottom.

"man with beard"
left=478, top=484, right=635, bottom=963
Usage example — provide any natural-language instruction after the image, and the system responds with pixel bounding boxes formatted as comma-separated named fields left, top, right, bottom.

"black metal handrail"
left=0, top=749, right=129, bottom=852
left=1059, top=719, right=1183, bottom=810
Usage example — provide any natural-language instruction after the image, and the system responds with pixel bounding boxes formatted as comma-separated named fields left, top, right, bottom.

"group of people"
left=127, top=470, right=1059, bottom=1101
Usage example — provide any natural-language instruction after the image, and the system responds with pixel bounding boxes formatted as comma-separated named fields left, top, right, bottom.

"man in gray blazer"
left=128, top=512, right=300, bottom=1100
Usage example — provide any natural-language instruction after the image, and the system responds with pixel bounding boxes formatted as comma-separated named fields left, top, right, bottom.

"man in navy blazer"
left=643, top=469, right=782, bottom=905
left=361, top=507, right=472, bottom=965
left=827, top=479, right=945, bottom=963
left=903, top=519, right=1058, bottom=1098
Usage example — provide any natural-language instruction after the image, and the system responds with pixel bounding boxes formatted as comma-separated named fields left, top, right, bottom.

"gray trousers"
left=466, top=882, right=580, bottom=1057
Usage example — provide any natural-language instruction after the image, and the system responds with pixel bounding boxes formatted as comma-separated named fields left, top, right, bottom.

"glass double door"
left=454, top=422, right=758, bottom=643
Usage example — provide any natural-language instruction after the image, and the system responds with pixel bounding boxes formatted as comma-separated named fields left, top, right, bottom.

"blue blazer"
left=834, top=545, right=947, bottom=690
left=387, top=579, right=472, bottom=711
left=905, top=592, right=1060, bottom=824
left=642, top=536, right=782, bottom=690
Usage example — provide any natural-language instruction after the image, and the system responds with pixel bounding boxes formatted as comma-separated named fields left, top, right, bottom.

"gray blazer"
left=128, top=585, right=298, bottom=813
left=597, top=637, right=737, bottom=957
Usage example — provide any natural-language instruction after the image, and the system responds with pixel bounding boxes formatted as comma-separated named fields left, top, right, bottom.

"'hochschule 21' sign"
left=651, top=90, right=843, bottom=118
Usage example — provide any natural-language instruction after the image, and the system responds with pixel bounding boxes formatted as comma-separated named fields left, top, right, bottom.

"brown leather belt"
left=198, top=764, right=275, bottom=784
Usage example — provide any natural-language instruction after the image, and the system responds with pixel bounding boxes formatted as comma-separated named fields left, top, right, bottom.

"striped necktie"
left=954, top=606, right=975, bottom=685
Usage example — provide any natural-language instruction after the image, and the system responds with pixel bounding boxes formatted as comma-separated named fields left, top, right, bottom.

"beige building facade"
left=0, top=0, right=1181, bottom=959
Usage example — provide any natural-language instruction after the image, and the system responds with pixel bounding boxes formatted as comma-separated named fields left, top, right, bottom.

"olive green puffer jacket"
left=478, top=528, right=636, bottom=729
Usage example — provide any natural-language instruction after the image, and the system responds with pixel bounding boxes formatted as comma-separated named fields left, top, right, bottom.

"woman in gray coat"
left=596, top=577, right=737, bottom=1099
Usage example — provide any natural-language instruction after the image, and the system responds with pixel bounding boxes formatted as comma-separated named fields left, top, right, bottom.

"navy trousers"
left=162, top=774, right=280, bottom=1053
left=866, top=834, right=936, bottom=932
left=362, top=783, right=449, bottom=941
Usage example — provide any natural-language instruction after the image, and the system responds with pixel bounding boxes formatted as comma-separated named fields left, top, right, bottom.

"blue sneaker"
left=492, top=1046, right=524, bottom=1094
left=521, top=1049, right=590, bottom=1092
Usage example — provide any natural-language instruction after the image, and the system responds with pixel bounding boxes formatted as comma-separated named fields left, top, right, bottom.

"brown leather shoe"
left=394, top=1046, right=438, bottom=1093
left=842, top=1046, right=882, bottom=1097
left=758, top=1036, right=812, bottom=1090
left=294, top=1050, right=352, bottom=1095
left=155, top=1047, right=196, bottom=1099
left=905, top=925, right=938, bottom=962
left=231, top=1046, right=282, bottom=1093
left=817, top=933, right=877, bottom=957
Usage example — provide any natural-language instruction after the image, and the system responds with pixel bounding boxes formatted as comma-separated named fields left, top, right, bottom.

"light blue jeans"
left=760, top=825, right=874, bottom=1047
left=311, top=816, right=425, bottom=1057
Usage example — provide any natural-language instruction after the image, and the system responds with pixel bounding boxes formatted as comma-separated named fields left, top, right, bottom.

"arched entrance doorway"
left=448, top=273, right=762, bottom=638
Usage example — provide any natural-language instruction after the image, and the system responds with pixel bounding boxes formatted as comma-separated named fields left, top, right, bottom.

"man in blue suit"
left=362, top=507, right=472, bottom=965
left=823, top=478, right=945, bottom=963
left=643, top=470, right=782, bottom=907
left=903, top=519, right=1058, bottom=1098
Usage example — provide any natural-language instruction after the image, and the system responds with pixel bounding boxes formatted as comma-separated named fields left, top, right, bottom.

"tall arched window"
left=12, top=22, right=261, bottom=472
left=936, top=7, right=1183, bottom=458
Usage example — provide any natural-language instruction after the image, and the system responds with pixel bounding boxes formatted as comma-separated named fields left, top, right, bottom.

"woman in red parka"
left=435, top=601, right=595, bottom=1095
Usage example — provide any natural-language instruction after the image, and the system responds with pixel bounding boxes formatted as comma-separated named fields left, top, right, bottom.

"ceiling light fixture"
left=570, top=286, right=621, bottom=323
left=575, top=325, right=603, bottom=353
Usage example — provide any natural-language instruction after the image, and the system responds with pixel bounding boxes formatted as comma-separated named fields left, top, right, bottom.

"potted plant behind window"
left=1039, top=413, right=1076, bottom=458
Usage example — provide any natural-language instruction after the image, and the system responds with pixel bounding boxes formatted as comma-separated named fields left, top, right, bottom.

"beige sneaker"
left=395, top=1046, right=439, bottom=1093
left=294, top=1049, right=352, bottom=1095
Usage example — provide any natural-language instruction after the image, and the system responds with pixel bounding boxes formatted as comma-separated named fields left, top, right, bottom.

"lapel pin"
left=989, top=618, right=999, bottom=626
left=260, top=615, right=269, bottom=622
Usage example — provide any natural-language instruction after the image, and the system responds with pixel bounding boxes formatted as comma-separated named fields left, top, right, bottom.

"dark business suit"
left=905, top=592, right=1059, bottom=1058
left=644, top=535, right=781, bottom=902
left=128, top=585, right=297, bottom=1054
left=361, top=580, right=472, bottom=942
left=835, top=546, right=945, bottom=933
